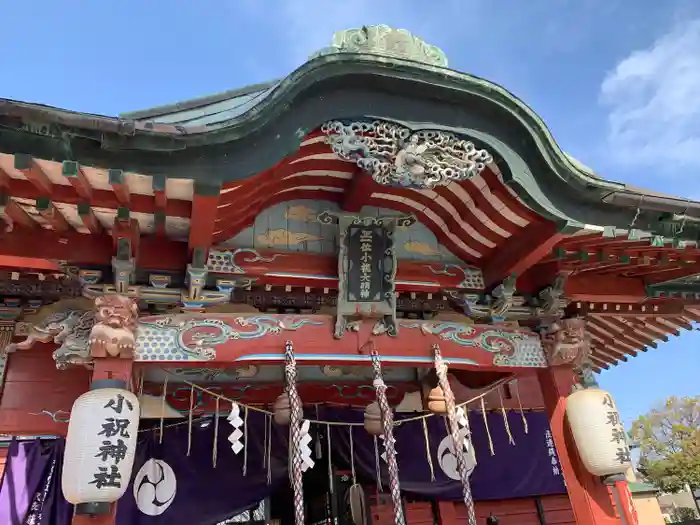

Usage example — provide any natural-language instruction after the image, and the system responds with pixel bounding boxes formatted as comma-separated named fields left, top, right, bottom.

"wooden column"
left=537, top=366, right=622, bottom=525
left=0, top=320, right=16, bottom=400
left=71, top=358, right=133, bottom=525
left=71, top=293, right=138, bottom=525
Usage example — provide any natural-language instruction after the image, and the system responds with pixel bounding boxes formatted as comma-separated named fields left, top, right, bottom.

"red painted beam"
left=341, top=168, right=376, bottom=212
left=0, top=256, right=61, bottom=271
left=0, top=228, right=188, bottom=270
left=189, top=184, right=221, bottom=254
left=482, top=220, right=567, bottom=288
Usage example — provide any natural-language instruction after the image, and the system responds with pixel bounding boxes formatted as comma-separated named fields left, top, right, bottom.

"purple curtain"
left=0, top=438, right=73, bottom=525
left=324, top=408, right=567, bottom=501
left=0, top=410, right=565, bottom=525
left=116, top=411, right=288, bottom=525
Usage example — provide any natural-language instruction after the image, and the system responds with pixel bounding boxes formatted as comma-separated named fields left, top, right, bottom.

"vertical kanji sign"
left=318, top=211, right=415, bottom=338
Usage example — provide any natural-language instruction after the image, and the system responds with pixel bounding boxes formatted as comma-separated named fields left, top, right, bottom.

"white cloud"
left=600, top=19, right=700, bottom=170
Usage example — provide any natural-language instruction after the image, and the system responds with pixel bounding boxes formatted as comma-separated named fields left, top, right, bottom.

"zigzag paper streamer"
left=227, top=403, right=244, bottom=454
left=299, top=419, right=315, bottom=472
left=379, top=434, right=397, bottom=463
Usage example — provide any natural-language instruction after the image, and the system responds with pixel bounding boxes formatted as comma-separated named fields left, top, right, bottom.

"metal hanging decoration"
left=284, top=340, right=308, bottom=525
left=433, top=343, right=477, bottom=525
left=370, top=347, right=406, bottom=525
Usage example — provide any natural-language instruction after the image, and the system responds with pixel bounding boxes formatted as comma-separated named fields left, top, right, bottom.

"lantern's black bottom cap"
left=76, top=502, right=112, bottom=515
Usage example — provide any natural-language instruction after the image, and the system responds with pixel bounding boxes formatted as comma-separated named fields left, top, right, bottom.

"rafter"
left=109, top=169, right=130, bottom=206
left=77, top=203, right=103, bottom=234
left=14, top=154, right=53, bottom=195
left=0, top=177, right=190, bottom=217
left=62, top=161, right=92, bottom=200
left=0, top=193, right=37, bottom=229
left=153, top=174, right=167, bottom=211
left=482, top=221, right=569, bottom=289
left=35, top=198, right=71, bottom=232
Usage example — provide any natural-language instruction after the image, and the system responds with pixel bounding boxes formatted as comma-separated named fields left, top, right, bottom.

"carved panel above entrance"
left=322, top=120, right=492, bottom=189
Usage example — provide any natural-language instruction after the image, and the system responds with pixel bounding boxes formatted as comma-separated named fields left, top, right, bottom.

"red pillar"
left=537, top=367, right=622, bottom=525
left=71, top=358, right=133, bottom=525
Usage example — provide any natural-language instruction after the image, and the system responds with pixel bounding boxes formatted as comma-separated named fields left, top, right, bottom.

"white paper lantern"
left=62, top=388, right=140, bottom=504
left=566, top=387, right=632, bottom=477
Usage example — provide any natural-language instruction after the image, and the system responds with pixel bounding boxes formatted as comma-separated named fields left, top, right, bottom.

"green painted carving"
left=310, top=25, right=448, bottom=68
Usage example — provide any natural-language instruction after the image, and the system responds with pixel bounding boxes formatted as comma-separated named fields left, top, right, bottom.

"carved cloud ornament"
left=322, top=120, right=492, bottom=190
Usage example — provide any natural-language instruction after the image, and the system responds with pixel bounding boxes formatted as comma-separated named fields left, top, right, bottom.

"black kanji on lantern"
left=611, top=427, right=627, bottom=444
left=95, top=439, right=128, bottom=464
left=616, top=447, right=632, bottom=464
left=605, top=411, right=620, bottom=426
left=98, top=418, right=131, bottom=439
left=89, top=465, right=122, bottom=489
left=104, top=394, right=134, bottom=414
left=602, top=394, right=615, bottom=409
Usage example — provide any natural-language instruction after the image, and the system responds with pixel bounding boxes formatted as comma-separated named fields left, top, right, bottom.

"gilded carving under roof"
left=322, top=120, right=492, bottom=190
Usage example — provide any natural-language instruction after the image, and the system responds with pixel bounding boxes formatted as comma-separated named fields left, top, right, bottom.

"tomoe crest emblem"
left=437, top=435, right=477, bottom=480
left=133, top=458, right=177, bottom=516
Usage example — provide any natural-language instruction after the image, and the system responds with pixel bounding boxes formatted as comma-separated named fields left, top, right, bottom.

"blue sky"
left=2, top=0, right=700, bottom=427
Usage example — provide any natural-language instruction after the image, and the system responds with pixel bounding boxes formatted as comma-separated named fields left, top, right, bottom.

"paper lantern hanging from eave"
left=565, top=387, right=632, bottom=477
left=62, top=388, right=140, bottom=505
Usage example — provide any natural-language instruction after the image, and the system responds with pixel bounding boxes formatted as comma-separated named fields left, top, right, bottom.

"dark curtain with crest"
left=323, top=408, right=567, bottom=501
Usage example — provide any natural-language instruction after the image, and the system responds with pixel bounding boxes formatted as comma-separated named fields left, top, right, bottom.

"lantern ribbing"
left=370, top=347, right=406, bottom=525
left=284, top=340, right=305, bottom=525
left=433, top=343, right=477, bottom=525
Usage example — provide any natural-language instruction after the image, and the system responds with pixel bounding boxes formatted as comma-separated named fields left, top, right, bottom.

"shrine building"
left=0, top=24, right=696, bottom=525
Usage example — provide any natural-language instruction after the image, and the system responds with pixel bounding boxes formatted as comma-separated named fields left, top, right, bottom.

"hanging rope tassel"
left=480, top=397, right=495, bottom=456
left=422, top=418, right=436, bottom=481
left=158, top=376, right=169, bottom=444
left=370, top=347, right=406, bottom=525
left=285, top=340, right=305, bottom=525
left=513, top=379, right=529, bottom=434
left=498, top=388, right=515, bottom=445
left=433, top=344, right=477, bottom=525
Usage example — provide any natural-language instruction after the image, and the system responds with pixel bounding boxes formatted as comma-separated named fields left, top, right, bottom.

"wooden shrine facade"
left=0, top=24, right=697, bottom=525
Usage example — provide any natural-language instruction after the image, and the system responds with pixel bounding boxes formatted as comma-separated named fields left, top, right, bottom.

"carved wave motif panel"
left=134, top=315, right=547, bottom=369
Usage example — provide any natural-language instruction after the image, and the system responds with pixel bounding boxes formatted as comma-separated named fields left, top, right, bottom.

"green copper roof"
left=629, top=481, right=659, bottom=494
left=1, top=25, right=699, bottom=241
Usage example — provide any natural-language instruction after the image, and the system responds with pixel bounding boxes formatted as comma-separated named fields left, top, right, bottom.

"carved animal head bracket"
left=540, top=317, right=591, bottom=369
left=89, top=294, right=139, bottom=360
